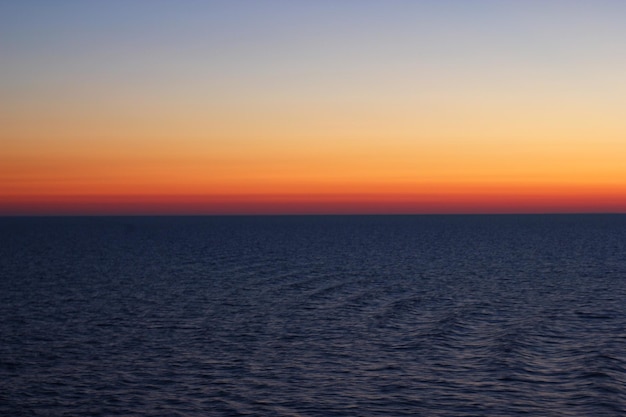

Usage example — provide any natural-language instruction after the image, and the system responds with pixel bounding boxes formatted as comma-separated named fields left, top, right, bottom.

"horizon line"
left=2, top=211, right=626, bottom=218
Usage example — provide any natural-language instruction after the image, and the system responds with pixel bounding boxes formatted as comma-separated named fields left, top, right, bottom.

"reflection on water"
left=1, top=215, right=626, bottom=416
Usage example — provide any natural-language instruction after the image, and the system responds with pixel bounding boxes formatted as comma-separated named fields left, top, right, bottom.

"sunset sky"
left=2, top=1, right=626, bottom=214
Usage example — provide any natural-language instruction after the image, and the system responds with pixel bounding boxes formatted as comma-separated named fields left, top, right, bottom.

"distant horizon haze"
left=2, top=189, right=626, bottom=216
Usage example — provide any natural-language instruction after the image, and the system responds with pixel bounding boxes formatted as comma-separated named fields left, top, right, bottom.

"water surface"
left=1, top=215, right=625, bottom=416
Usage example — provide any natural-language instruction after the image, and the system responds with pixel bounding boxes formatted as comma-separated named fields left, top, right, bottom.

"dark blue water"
left=1, top=215, right=626, bottom=416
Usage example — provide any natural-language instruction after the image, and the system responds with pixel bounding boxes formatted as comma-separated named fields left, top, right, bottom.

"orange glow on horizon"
left=3, top=138, right=626, bottom=215
left=3, top=134, right=626, bottom=215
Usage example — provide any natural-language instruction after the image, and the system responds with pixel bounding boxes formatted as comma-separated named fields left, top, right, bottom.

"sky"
left=2, top=0, right=626, bottom=215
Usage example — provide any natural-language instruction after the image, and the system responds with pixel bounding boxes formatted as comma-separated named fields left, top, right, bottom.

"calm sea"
left=1, top=215, right=625, bottom=416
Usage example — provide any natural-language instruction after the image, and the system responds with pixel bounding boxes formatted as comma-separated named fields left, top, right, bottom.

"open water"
left=1, top=214, right=626, bottom=416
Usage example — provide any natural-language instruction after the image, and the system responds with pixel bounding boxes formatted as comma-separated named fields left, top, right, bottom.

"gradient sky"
left=2, top=0, right=626, bottom=214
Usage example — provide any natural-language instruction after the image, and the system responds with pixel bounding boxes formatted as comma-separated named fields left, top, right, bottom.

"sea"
left=1, top=214, right=625, bottom=416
